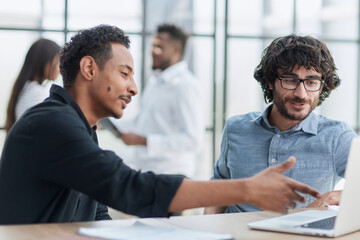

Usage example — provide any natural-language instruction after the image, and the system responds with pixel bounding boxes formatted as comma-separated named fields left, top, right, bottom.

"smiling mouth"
left=119, top=96, right=131, bottom=104
left=290, top=101, right=308, bottom=110
left=292, top=102, right=304, bottom=105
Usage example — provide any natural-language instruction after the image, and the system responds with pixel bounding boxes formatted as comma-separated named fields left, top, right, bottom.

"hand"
left=121, top=133, right=147, bottom=146
left=246, top=156, right=321, bottom=213
left=204, top=206, right=227, bottom=215
left=307, top=190, right=342, bottom=208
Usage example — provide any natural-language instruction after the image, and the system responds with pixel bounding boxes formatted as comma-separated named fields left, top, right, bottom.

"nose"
left=128, top=77, right=138, bottom=96
left=293, top=81, right=307, bottom=99
left=152, top=47, right=161, bottom=56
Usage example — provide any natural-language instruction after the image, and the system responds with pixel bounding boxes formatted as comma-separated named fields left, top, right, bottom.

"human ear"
left=172, top=42, right=183, bottom=62
left=79, top=56, right=96, bottom=81
left=268, top=81, right=273, bottom=90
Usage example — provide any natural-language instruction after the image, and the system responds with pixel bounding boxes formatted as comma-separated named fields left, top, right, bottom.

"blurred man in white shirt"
left=113, top=24, right=204, bottom=179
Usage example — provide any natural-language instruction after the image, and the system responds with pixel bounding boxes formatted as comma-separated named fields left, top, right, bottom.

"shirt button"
left=277, top=133, right=280, bottom=137
left=271, top=158, right=276, bottom=163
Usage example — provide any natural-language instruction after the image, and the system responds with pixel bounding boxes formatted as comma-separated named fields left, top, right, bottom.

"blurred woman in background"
left=5, top=38, right=61, bottom=133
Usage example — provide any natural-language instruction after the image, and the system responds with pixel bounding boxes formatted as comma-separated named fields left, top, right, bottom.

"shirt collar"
left=254, top=104, right=319, bottom=135
left=154, top=61, right=187, bottom=83
left=48, top=84, right=95, bottom=134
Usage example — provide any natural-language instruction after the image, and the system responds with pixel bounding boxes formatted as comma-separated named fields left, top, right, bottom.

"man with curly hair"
left=205, top=35, right=358, bottom=215
left=0, top=26, right=320, bottom=224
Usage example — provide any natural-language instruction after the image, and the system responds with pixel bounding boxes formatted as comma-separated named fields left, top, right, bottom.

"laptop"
left=248, top=137, right=360, bottom=237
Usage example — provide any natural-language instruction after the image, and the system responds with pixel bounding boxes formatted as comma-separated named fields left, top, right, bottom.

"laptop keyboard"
left=299, top=216, right=337, bottom=230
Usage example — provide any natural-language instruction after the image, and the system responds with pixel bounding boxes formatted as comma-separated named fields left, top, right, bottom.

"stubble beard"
left=111, top=94, right=131, bottom=119
left=112, top=112, right=122, bottom=119
left=152, top=59, right=171, bottom=71
left=273, top=91, right=318, bottom=121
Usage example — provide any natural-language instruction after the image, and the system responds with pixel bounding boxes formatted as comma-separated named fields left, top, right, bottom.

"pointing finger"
left=291, top=180, right=321, bottom=199
left=272, top=156, right=296, bottom=173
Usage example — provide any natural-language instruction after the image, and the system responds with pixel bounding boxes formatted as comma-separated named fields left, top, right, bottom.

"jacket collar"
left=48, top=84, right=96, bottom=133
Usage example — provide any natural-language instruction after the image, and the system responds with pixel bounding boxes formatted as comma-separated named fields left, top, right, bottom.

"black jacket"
left=0, top=85, right=183, bottom=224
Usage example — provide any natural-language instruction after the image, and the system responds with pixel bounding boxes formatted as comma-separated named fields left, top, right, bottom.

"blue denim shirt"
left=213, top=105, right=357, bottom=213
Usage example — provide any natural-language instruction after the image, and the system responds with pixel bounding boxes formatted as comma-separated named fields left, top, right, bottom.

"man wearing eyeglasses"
left=205, top=34, right=358, bottom=214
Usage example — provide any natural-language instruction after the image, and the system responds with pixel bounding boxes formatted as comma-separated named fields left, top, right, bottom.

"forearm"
left=168, top=179, right=249, bottom=213
left=121, top=133, right=147, bottom=146
left=168, top=158, right=321, bottom=214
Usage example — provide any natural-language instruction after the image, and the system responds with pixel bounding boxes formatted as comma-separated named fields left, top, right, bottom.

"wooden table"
left=0, top=209, right=358, bottom=240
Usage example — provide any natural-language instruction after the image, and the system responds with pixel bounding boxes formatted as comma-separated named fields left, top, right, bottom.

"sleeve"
left=33, top=110, right=184, bottom=218
left=212, top=123, right=231, bottom=180
left=95, top=203, right=112, bottom=221
left=146, top=79, right=204, bottom=157
left=333, top=123, right=359, bottom=178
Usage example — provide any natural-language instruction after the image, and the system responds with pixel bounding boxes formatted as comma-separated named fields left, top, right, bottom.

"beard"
left=273, top=90, right=319, bottom=121
left=112, top=112, right=122, bottom=119
left=152, top=59, right=171, bottom=70
left=109, top=94, right=131, bottom=119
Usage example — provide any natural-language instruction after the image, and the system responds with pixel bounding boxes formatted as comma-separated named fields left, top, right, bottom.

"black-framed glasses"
left=275, top=75, right=324, bottom=92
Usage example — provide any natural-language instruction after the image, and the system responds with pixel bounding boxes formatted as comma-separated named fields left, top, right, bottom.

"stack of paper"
left=78, top=221, right=232, bottom=240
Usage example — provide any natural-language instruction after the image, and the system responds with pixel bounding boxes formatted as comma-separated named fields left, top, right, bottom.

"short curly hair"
left=60, top=24, right=130, bottom=87
left=254, top=34, right=341, bottom=105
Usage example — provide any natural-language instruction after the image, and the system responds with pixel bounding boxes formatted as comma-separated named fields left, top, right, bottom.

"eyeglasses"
left=275, top=75, right=324, bottom=92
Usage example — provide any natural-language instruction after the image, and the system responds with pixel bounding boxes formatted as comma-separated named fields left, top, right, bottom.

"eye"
left=121, top=72, right=128, bottom=77
left=306, top=79, right=319, bottom=86
left=282, top=78, right=297, bottom=84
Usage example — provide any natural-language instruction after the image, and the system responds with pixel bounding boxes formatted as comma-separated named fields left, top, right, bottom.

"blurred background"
left=0, top=0, right=359, bottom=182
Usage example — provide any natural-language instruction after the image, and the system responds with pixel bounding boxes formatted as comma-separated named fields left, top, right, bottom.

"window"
left=1, top=0, right=360, bottom=176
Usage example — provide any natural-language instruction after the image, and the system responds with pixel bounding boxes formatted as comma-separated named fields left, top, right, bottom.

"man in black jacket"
left=0, top=25, right=320, bottom=224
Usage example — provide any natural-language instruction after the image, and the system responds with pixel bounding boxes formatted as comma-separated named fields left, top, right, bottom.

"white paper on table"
left=327, top=205, right=340, bottom=213
left=78, top=221, right=232, bottom=240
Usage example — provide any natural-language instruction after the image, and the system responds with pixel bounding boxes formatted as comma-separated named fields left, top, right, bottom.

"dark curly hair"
left=254, top=34, right=341, bottom=105
left=60, top=24, right=130, bottom=87
left=157, top=24, right=189, bottom=57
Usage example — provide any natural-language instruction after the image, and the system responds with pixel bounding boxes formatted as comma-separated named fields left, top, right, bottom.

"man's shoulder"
left=29, top=99, right=75, bottom=117
left=172, top=69, right=201, bottom=95
left=176, top=69, right=198, bottom=84
left=7, top=100, right=82, bottom=147
left=20, top=100, right=79, bottom=129
left=226, top=111, right=262, bottom=127
left=316, top=114, right=350, bottom=127
left=315, top=114, right=355, bottom=134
